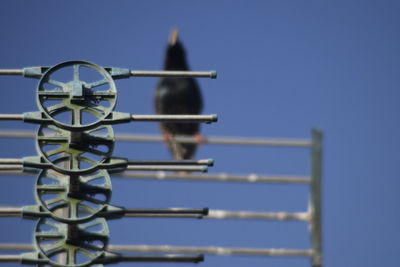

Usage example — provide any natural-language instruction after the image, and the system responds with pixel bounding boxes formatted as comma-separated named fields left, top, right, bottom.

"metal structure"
left=0, top=60, right=217, bottom=267
left=0, top=61, right=323, bottom=267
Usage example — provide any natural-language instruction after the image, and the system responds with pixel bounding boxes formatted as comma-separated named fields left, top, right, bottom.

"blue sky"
left=0, top=1, right=399, bottom=267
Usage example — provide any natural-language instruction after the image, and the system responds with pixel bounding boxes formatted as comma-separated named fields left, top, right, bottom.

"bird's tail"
left=170, top=139, right=197, bottom=160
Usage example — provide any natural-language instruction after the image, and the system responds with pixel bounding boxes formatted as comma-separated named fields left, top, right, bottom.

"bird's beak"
left=169, top=29, right=179, bottom=45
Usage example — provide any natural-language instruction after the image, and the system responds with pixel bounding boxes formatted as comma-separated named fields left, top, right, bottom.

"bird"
left=154, top=29, right=204, bottom=160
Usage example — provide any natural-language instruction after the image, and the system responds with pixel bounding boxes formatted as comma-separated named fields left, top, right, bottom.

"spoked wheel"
left=35, top=169, right=112, bottom=223
left=37, top=61, right=117, bottom=131
left=34, top=216, right=109, bottom=267
left=36, top=124, right=114, bottom=174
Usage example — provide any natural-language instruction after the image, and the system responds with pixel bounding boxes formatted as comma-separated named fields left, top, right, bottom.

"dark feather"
left=154, top=30, right=203, bottom=159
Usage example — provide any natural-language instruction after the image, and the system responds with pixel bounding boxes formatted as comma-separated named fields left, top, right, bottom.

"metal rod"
left=310, top=129, right=323, bottom=267
left=0, top=158, right=23, bottom=165
left=0, top=130, right=312, bottom=147
left=0, top=165, right=23, bottom=171
left=0, top=69, right=23, bottom=76
left=127, top=159, right=213, bottom=166
left=119, top=171, right=311, bottom=184
left=0, top=243, right=312, bottom=258
left=0, top=114, right=23, bottom=121
left=120, top=254, right=204, bottom=263
left=123, top=208, right=208, bottom=218
left=0, top=169, right=310, bottom=184
left=207, top=209, right=310, bottom=221
left=125, top=208, right=208, bottom=215
left=130, top=114, right=217, bottom=123
left=110, top=245, right=312, bottom=257
left=0, top=255, right=20, bottom=262
left=130, top=70, right=216, bottom=79
left=0, top=243, right=32, bottom=251
left=0, top=207, right=22, bottom=217
left=126, top=165, right=207, bottom=172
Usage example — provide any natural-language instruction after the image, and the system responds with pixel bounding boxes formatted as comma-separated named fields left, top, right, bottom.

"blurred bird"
left=154, top=29, right=204, bottom=160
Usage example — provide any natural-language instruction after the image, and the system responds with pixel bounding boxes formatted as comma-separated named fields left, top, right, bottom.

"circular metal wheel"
left=37, top=61, right=117, bottom=131
left=36, top=124, right=115, bottom=174
left=34, top=216, right=109, bottom=267
left=35, top=168, right=112, bottom=223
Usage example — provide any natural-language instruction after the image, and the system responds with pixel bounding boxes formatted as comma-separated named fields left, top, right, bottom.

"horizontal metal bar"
left=0, top=207, right=22, bottom=217
left=127, top=159, right=213, bottom=166
left=0, top=165, right=23, bottom=171
left=0, top=169, right=310, bottom=184
left=0, top=130, right=312, bottom=147
left=120, top=254, right=204, bottom=263
left=0, top=69, right=23, bottom=76
left=124, top=208, right=208, bottom=218
left=207, top=209, right=310, bottom=221
left=126, top=165, right=207, bottom=172
left=0, top=255, right=20, bottom=262
left=110, top=245, right=313, bottom=257
left=0, top=243, right=312, bottom=258
left=0, top=243, right=32, bottom=251
left=0, top=114, right=23, bottom=121
left=130, top=70, right=216, bottom=79
left=119, top=171, right=311, bottom=184
left=125, top=208, right=208, bottom=215
left=0, top=158, right=23, bottom=165
left=0, top=206, right=207, bottom=219
left=130, top=114, right=217, bottom=123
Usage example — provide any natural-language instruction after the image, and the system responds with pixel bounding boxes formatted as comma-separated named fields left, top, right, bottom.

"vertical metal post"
left=310, top=129, right=323, bottom=267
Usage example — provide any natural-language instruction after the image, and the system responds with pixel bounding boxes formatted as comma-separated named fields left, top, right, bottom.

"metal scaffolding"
left=0, top=128, right=323, bottom=267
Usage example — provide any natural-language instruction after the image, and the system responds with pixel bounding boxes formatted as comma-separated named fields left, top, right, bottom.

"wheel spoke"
left=45, top=146, right=65, bottom=157
left=36, top=231, right=64, bottom=240
left=85, top=146, right=108, bottom=157
left=46, top=102, right=68, bottom=114
left=44, top=196, right=64, bottom=206
left=71, top=108, right=81, bottom=126
left=41, top=241, right=65, bottom=256
left=37, top=185, right=66, bottom=192
left=73, top=64, right=80, bottom=82
left=81, top=195, right=105, bottom=205
left=43, top=220, right=59, bottom=229
left=81, top=171, right=107, bottom=183
left=83, top=107, right=104, bottom=118
left=81, top=219, right=103, bottom=230
left=67, top=247, right=76, bottom=265
left=38, top=91, right=69, bottom=99
left=86, top=78, right=108, bottom=89
left=70, top=154, right=80, bottom=170
left=69, top=201, right=79, bottom=219
left=46, top=79, right=65, bottom=88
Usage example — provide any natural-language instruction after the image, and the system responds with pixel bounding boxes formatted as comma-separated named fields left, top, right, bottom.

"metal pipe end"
left=198, top=159, right=214, bottom=166
left=210, top=71, right=217, bottom=79
left=194, top=254, right=204, bottom=263
left=200, top=166, right=208, bottom=173
left=202, top=208, right=209, bottom=216
left=206, top=114, right=218, bottom=124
